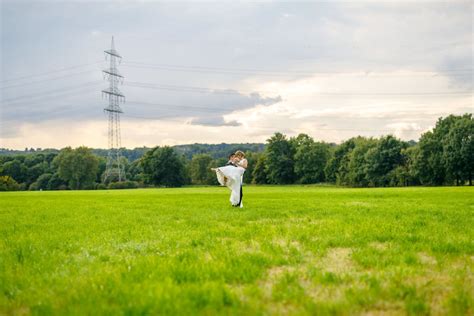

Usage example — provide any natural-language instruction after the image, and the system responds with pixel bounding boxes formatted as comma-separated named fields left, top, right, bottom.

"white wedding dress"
left=215, top=160, right=246, bottom=207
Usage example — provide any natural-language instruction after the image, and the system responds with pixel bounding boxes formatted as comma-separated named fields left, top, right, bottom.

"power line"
left=0, top=70, right=98, bottom=90
left=1, top=90, right=98, bottom=111
left=127, top=100, right=232, bottom=113
left=2, top=92, right=98, bottom=110
left=2, top=105, right=99, bottom=122
left=125, top=60, right=474, bottom=74
left=125, top=80, right=472, bottom=97
left=1, top=81, right=102, bottom=104
left=314, top=92, right=472, bottom=96
left=123, top=61, right=473, bottom=77
left=125, top=113, right=188, bottom=122
left=1, top=87, right=100, bottom=109
left=0, top=61, right=102, bottom=84
left=125, top=81, right=249, bottom=95
left=123, top=63, right=311, bottom=77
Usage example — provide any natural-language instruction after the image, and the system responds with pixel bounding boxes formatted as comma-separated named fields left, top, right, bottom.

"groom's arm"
left=237, top=159, right=248, bottom=169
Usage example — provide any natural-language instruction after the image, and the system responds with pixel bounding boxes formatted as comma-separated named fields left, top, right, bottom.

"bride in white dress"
left=212, top=151, right=247, bottom=208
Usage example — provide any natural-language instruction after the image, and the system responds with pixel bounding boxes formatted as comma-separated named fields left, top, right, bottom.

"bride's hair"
left=235, top=150, right=245, bottom=157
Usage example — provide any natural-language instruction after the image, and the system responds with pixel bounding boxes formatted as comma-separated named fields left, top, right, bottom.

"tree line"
left=0, top=143, right=265, bottom=161
left=0, top=114, right=472, bottom=191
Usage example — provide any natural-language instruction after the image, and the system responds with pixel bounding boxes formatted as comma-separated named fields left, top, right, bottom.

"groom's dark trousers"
left=238, top=174, right=244, bottom=206
left=238, top=184, right=243, bottom=206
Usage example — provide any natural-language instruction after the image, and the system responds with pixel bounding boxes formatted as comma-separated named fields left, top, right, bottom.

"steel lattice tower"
left=102, top=36, right=126, bottom=183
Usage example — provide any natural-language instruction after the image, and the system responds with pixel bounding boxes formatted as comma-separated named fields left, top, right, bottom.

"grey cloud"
left=184, top=92, right=281, bottom=126
left=124, top=89, right=282, bottom=126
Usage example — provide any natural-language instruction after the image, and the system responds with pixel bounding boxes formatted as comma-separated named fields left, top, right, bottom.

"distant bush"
left=82, top=183, right=96, bottom=190
left=29, top=182, right=39, bottom=191
left=57, top=184, right=68, bottom=190
left=0, top=176, right=20, bottom=191
left=36, top=173, right=52, bottom=190
left=96, top=183, right=107, bottom=190
left=47, top=172, right=68, bottom=190
left=108, top=181, right=139, bottom=190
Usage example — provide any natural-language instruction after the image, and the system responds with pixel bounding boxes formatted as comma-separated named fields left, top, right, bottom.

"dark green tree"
left=53, top=147, right=99, bottom=190
left=140, top=146, right=186, bottom=187
left=47, top=172, right=68, bottom=190
left=413, top=131, right=445, bottom=185
left=26, top=162, right=47, bottom=185
left=293, top=134, right=331, bottom=183
left=32, top=173, right=53, bottom=190
left=325, top=138, right=356, bottom=184
left=190, top=154, right=213, bottom=184
left=413, top=115, right=463, bottom=185
left=365, top=135, right=407, bottom=186
left=127, top=159, right=144, bottom=182
left=443, top=114, right=473, bottom=185
left=0, top=176, right=20, bottom=191
left=96, top=156, right=107, bottom=183
left=392, top=146, right=420, bottom=186
left=346, top=137, right=378, bottom=187
left=252, top=154, right=268, bottom=184
left=242, top=151, right=258, bottom=184
left=1, top=159, right=28, bottom=183
left=265, top=133, right=296, bottom=184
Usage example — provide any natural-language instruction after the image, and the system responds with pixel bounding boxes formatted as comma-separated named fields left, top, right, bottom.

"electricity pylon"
left=102, top=36, right=126, bottom=183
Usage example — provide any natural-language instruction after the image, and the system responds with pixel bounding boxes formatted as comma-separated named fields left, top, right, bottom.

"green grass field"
left=1, top=186, right=473, bottom=315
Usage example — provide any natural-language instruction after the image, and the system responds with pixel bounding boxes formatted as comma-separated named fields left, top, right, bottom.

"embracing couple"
left=211, top=150, right=247, bottom=208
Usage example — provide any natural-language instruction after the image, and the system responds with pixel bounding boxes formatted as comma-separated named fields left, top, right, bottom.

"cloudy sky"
left=1, top=0, right=472, bottom=149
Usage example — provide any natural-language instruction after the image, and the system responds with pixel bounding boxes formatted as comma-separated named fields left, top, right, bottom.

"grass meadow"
left=1, top=186, right=473, bottom=315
